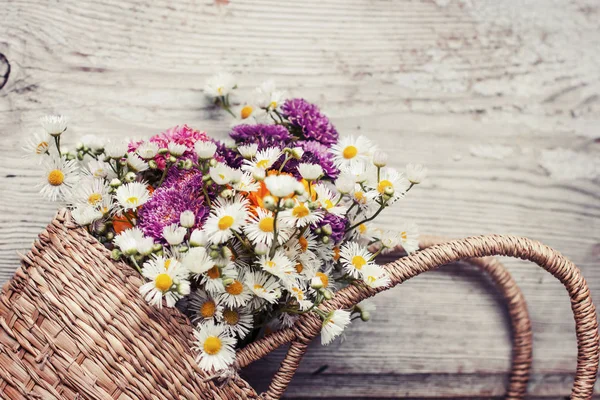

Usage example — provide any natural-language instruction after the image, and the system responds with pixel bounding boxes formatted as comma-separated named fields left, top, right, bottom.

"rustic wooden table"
left=1, top=0, right=599, bottom=398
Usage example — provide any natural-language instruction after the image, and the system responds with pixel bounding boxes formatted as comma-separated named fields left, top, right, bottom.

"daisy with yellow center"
left=193, top=321, right=236, bottom=373
left=200, top=262, right=238, bottom=295
left=287, top=283, right=313, bottom=311
left=218, top=277, right=253, bottom=308
left=281, top=199, right=324, bottom=228
left=258, top=250, right=296, bottom=279
left=254, top=80, right=285, bottom=112
left=232, top=172, right=260, bottom=193
left=244, top=271, right=281, bottom=304
left=313, top=183, right=348, bottom=217
left=399, top=222, right=419, bottom=254
left=331, top=135, right=375, bottom=169
left=71, top=204, right=103, bottom=226
left=321, top=310, right=352, bottom=345
left=243, top=207, right=292, bottom=246
left=182, top=247, right=215, bottom=278
left=189, top=290, right=223, bottom=323
left=203, top=72, right=236, bottom=98
left=367, top=167, right=409, bottom=205
left=339, top=241, right=376, bottom=279
left=69, top=176, right=109, bottom=208
left=139, top=256, right=190, bottom=308
left=220, top=307, right=254, bottom=339
left=202, top=199, right=249, bottom=244
left=115, top=182, right=150, bottom=211
left=360, top=264, right=391, bottom=289
left=241, top=147, right=282, bottom=173
left=22, top=132, right=51, bottom=162
left=39, top=156, right=79, bottom=202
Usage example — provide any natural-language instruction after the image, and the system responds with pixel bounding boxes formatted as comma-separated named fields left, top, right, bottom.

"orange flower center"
left=207, top=266, right=220, bottom=279
left=223, top=309, right=240, bottom=325
left=226, top=281, right=244, bottom=295
left=47, top=169, right=65, bottom=186
left=292, top=204, right=309, bottom=218
left=200, top=300, right=216, bottom=318
left=203, top=336, right=222, bottom=355
left=88, top=193, right=102, bottom=205
left=241, top=105, right=253, bottom=119
left=299, top=236, right=308, bottom=252
left=316, top=272, right=329, bottom=287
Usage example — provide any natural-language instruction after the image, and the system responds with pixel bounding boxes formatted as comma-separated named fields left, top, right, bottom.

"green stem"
left=157, top=163, right=172, bottom=187
left=54, top=136, right=62, bottom=157
left=269, top=199, right=282, bottom=258
left=278, top=155, right=292, bottom=173
left=369, top=246, right=384, bottom=261
left=202, top=186, right=212, bottom=208
left=129, top=256, right=142, bottom=274
left=233, top=230, right=253, bottom=253
left=345, top=202, right=387, bottom=233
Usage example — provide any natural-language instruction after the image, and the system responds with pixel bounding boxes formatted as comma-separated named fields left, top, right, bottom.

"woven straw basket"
left=0, top=210, right=598, bottom=399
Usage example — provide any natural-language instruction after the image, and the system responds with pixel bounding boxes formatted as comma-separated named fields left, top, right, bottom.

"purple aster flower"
left=299, top=140, right=339, bottom=179
left=215, top=141, right=244, bottom=169
left=281, top=99, right=338, bottom=146
left=313, top=213, right=348, bottom=244
left=138, top=168, right=210, bottom=242
left=229, top=124, right=292, bottom=149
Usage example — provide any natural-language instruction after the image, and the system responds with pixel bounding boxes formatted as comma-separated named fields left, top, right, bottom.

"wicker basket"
left=0, top=211, right=597, bottom=399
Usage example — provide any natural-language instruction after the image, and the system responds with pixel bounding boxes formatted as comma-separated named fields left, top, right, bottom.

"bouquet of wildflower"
left=26, top=74, right=426, bottom=375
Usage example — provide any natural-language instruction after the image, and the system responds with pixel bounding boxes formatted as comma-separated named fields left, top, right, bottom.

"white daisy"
left=339, top=241, right=376, bottom=279
left=221, top=307, right=254, bottom=339
left=242, top=147, right=282, bottom=173
left=202, top=200, right=248, bottom=244
left=237, top=143, right=258, bottom=159
left=127, top=154, right=149, bottom=172
left=71, top=204, right=103, bottom=226
left=182, top=247, right=215, bottom=277
left=254, top=80, right=285, bottom=112
left=353, top=221, right=375, bottom=243
left=139, top=256, right=190, bottom=308
left=264, top=174, right=300, bottom=198
left=375, top=229, right=401, bottom=253
left=193, top=321, right=236, bottom=373
left=372, top=151, right=388, bottom=167
left=218, top=278, right=252, bottom=308
left=331, top=136, right=375, bottom=169
left=40, top=115, right=67, bottom=136
left=22, top=132, right=51, bottom=162
left=104, top=140, right=128, bottom=159
left=194, top=140, right=217, bottom=160
left=167, top=142, right=187, bottom=157
left=360, top=264, right=391, bottom=289
left=287, top=283, right=313, bottom=311
left=162, top=223, right=187, bottom=246
left=311, top=271, right=333, bottom=291
left=342, top=159, right=373, bottom=184
left=335, top=173, right=355, bottom=195
left=85, top=159, right=115, bottom=180
left=258, top=249, right=296, bottom=279
left=69, top=176, right=109, bottom=208
left=113, top=227, right=146, bottom=256
left=189, top=290, right=224, bottom=323
left=321, top=310, right=352, bottom=345
left=313, top=183, right=348, bottom=217
left=399, top=222, right=419, bottom=254
left=115, top=182, right=150, bottom=211
left=367, top=167, right=409, bottom=205
left=209, top=163, right=236, bottom=185
left=406, top=163, right=428, bottom=185
left=204, top=72, right=236, bottom=98
left=244, top=270, right=281, bottom=304
left=136, top=141, right=159, bottom=160
left=201, top=263, right=238, bottom=295
left=232, top=172, right=260, bottom=193
left=80, top=134, right=105, bottom=151
left=39, top=156, right=79, bottom=201
left=297, top=163, right=323, bottom=181
left=280, top=200, right=324, bottom=228
left=243, top=208, right=291, bottom=247
left=190, top=229, right=209, bottom=247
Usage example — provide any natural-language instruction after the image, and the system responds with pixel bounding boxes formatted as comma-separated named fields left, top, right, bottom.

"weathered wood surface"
left=1, top=0, right=599, bottom=398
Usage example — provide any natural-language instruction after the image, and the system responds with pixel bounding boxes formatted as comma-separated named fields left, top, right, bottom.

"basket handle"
left=263, top=235, right=599, bottom=400
left=236, top=235, right=535, bottom=399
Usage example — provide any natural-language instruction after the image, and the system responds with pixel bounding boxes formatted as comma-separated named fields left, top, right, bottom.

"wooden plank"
left=0, top=0, right=599, bottom=397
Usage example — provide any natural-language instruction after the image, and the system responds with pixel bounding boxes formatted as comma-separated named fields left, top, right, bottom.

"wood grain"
left=1, top=0, right=599, bottom=398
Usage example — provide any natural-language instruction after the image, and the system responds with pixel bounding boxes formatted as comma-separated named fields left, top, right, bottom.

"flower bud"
left=263, top=195, right=276, bottom=210
left=310, top=277, right=324, bottom=290
left=372, top=151, right=388, bottom=167
left=180, top=210, right=196, bottom=228
left=220, top=189, right=233, bottom=199
left=111, top=249, right=122, bottom=260
left=110, top=178, right=122, bottom=188
left=321, top=224, right=332, bottom=236
left=124, top=172, right=137, bottom=183
left=284, top=198, right=295, bottom=209
left=179, top=246, right=189, bottom=253
left=210, top=250, right=220, bottom=259
left=105, top=232, right=114, bottom=241
left=321, top=236, right=330, bottom=244
left=209, top=159, right=218, bottom=167
left=158, top=148, right=169, bottom=155
left=169, top=155, right=177, bottom=164
left=221, top=246, right=233, bottom=260
left=152, top=244, right=163, bottom=252
left=189, top=229, right=207, bottom=247
left=383, top=185, right=395, bottom=198
left=183, top=159, right=194, bottom=169
left=322, top=289, right=333, bottom=300
left=148, top=160, right=158, bottom=169
left=291, top=147, right=304, bottom=159
left=253, top=168, right=266, bottom=181
left=360, top=311, right=371, bottom=321
left=75, top=142, right=84, bottom=151
left=222, top=277, right=235, bottom=287
left=255, top=242, right=269, bottom=255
